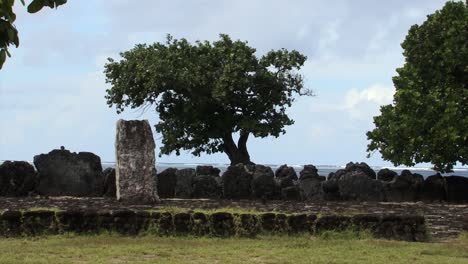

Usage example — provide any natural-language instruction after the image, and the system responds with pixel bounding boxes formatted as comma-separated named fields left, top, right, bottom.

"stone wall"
left=1, top=156, right=467, bottom=203
left=0, top=209, right=427, bottom=241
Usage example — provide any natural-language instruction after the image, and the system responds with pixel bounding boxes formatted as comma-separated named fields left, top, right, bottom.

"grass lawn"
left=0, top=233, right=467, bottom=264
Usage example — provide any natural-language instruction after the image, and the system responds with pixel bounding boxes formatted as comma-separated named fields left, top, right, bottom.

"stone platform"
left=0, top=197, right=466, bottom=241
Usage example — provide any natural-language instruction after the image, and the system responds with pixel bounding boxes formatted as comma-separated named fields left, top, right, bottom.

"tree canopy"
left=0, top=0, right=67, bottom=69
left=105, top=34, right=310, bottom=165
left=367, top=1, right=468, bottom=172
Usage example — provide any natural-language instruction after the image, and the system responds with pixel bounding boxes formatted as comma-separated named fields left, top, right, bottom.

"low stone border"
left=0, top=209, right=426, bottom=242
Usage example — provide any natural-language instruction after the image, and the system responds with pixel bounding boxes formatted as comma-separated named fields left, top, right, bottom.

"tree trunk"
left=222, top=132, right=254, bottom=165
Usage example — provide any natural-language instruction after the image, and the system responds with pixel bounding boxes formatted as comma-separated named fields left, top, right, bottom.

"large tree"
left=0, top=0, right=67, bottom=69
left=367, top=1, right=467, bottom=172
left=104, top=34, right=310, bottom=165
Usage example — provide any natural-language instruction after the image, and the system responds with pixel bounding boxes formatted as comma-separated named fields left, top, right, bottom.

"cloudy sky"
left=0, top=0, right=449, bottom=166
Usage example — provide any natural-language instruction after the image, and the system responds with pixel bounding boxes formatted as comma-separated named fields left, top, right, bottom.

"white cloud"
left=344, top=84, right=395, bottom=120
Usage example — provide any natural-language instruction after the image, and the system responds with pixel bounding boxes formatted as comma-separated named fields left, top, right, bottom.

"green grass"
left=0, top=233, right=466, bottom=264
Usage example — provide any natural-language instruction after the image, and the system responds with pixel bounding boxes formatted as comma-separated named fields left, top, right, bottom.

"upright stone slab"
left=115, top=119, right=158, bottom=203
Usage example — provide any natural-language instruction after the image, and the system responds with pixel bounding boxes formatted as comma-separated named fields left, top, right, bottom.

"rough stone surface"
left=115, top=120, right=158, bottom=203
left=338, top=171, right=385, bottom=201
left=174, top=169, right=195, bottom=198
left=345, top=162, right=376, bottom=179
left=299, top=165, right=319, bottom=180
left=33, top=148, right=103, bottom=197
left=299, top=177, right=324, bottom=200
left=385, top=170, right=423, bottom=202
left=281, top=186, right=302, bottom=200
left=251, top=165, right=278, bottom=199
left=446, top=176, right=468, bottom=203
left=377, top=168, right=398, bottom=182
left=321, top=179, right=341, bottom=200
left=275, top=165, right=298, bottom=181
left=102, top=168, right=116, bottom=197
left=195, top=166, right=220, bottom=177
left=328, top=169, right=347, bottom=181
left=157, top=168, right=178, bottom=198
left=1, top=197, right=466, bottom=241
left=192, top=175, right=220, bottom=198
left=222, top=164, right=252, bottom=199
left=0, top=161, right=37, bottom=196
left=420, top=174, right=447, bottom=202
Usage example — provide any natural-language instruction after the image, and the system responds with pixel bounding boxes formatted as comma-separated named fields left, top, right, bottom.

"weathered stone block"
left=174, top=169, right=195, bottom=198
left=192, top=212, right=209, bottom=236
left=115, top=120, right=158, bottom=204
left=102, top=168, right=116, bottom=197
left=315, top=215, right=351, bottom=232
left=34, top=148, right=103, bottom=196
left=174, top=212, right=192, bottom=234
left=288, top=214, right=314, bottom=233
left=222, top=164, right=252, bottom=199
left=210, top=212, right=235, bottom=237
left=275, top=213, right=289, bottom=233
left=22, top=210, right=56, bottom=235
left=446, top=176, right=468, bottom=203
left=192, top=175, right=220, bottom=198
left=112, top=210, right=137, bottom=235
left=56, top=210, right=84, bottom=233
left=0, top=210, right=22, bottom=237
left=0, top=161, right=38, bottom=196
left=157, top=168, right=177, bottom=198
left=237, top=213, right=260, bottom=237
left=251, top=165, right=279, bottom=199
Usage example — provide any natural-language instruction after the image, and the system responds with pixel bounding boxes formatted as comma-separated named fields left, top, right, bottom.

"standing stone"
left=115, top=119, right=158, bottom=203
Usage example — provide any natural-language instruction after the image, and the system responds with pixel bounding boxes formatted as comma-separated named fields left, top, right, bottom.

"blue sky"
left=0, top=0, right=449, bottom=166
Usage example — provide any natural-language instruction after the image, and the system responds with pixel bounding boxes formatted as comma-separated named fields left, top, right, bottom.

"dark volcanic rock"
left=102, top=168, right=116, bottom=197
left=211, top=212, right=235, bottom=236
left=377, top=168, right=398, bottom=182
left=281, top=186, right=303, bottom=201
left=34, top=148, right=103, bottom=197
left=321, top=179, right=341, bottom=200
left=0, top=161, right=38, bottom=196
left=275, top=165, right=298, bottom=181
left=446, top=176, right=468, bottom=203
left=299, top=165, right=319, bottom=180
left=328, top=169, right=347, bottom=181
left=299, top=177, right=324, bottom=200
left=337, top=171, right=385, bottom=201
left=278, top=177, right=295, bottom=188
left=192, top=175, right=220, bottom=198
left=174, top=169, right=195, bottom=198
left=251, top=165, right=279, bottom=199
left=419, top=174, right=447, bottom=201
left=157, top=168, right=178, bottom=198
left=222, top=164, right=253, bottom=199
left=345, top=162, right=376, bottom=179
left=384, top=170, right=423, bottom=202
left=195, top=166, right=220, bottom=177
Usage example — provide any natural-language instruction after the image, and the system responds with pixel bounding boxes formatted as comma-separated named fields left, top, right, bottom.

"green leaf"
left=0, top=49, right=6, bottom=69
left=27, top=0, right=45, bottom=13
